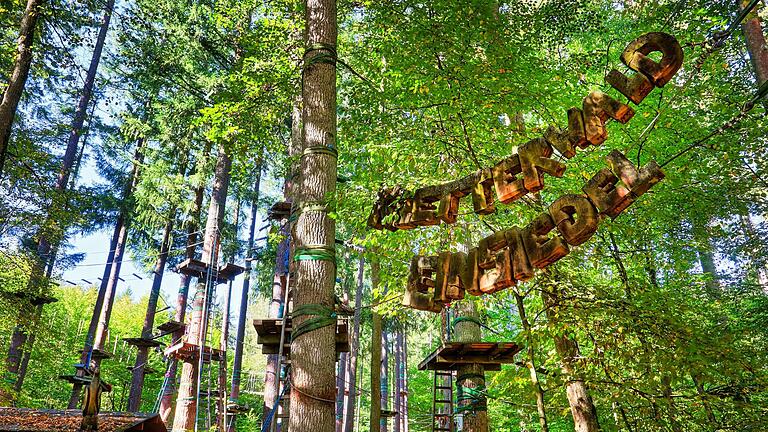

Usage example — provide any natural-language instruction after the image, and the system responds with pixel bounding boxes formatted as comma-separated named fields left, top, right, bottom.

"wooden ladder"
left=432, top=370, right=454, bottom=432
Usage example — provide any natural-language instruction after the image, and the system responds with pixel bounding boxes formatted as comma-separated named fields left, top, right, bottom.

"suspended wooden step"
left=156, top=320, right=185, bottom=337
left=381, top=409, right=398, bottom=418
left=75, top=348, right=113, bottom=360
left=176, top=258, right=245, bottom=284
left=418, top=342, right=521, bottom=372
left=58, top=374, right=91, bottom=385
left=164, top=341, right=224, bottom=363
left=267, top=201, right=292, bottom=220
left=253, top=318, right=349, bottom=356
left=227, top=402, right=250, bottom=414
left=0, top=408, right=167, bottom=432
left=123, top=337, right=164, bottom=348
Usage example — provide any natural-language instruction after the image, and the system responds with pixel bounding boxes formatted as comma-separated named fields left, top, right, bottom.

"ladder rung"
left=435, top=385, right=452, bottom=390
left=435, top=399, right=452, bottom=403
left=435, top=372, right=453, bottom=376
left=434, top=428, right=452, bottom=431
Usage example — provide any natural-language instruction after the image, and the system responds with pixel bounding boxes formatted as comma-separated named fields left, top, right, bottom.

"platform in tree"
left=123, top=337, right=163, bottom=348
left=0, top=408, right=167, bottom=431
left=156, top=320, right=185, bottom=335
left=418, top=342, right=521, bottom=371
left=267, top=201, right=291, bottom=220
left=175, top=258, right=244, bottom=284
left=126, top=365, right=158, bottom=375
left=164, top=341, right=223, bottom=363
left=253, top=318, right=349, bottom=355
left=74, top=348, right=112, bottom=360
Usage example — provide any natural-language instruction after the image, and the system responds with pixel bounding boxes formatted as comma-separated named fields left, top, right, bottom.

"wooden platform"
left=418, top=342, right=521, bottom=371
left=267, top=201, right=292, bottom=220
left=0, top=408, right=167, bottom=432
left=75, top=348, right=112, bottom=360
left=176, top=258, right=244, bottom=284
left=123, top=337, right=163, bottom=348
left=164, top=341, right=223, bottom=363
left=156, top=320, right=185, bottom=335
left=253, top=318, right=349, bottom=355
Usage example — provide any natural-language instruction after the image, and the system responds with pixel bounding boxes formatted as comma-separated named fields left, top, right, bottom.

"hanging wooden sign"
left=366, top=32, right=684, bottom=312
left=403, top=150, right=664, bottom=312
left=368, top=32, right=683, bottom=232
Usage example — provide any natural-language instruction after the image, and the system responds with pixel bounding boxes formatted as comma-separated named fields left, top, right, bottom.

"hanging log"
left=549, top=194, right=600, bottom=246
left=521, top=213, right=569, bottom=269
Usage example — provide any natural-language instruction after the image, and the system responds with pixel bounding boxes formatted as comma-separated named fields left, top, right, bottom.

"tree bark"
left=542, top=282, right=601, bottom=432
left=172, top=145, right=232, bottom=432
left=342, top=254, right=364, bottom=432
left=454, top=300, right=488, bottom=432
left=393, top=328, right=401, bottom=432
left=370, top=260, right=382, bottom=432
left=127, top=214, right=174, bottom=411
left=159, top=173, right=207, bottom=424
left=229, top=165, right=262, bottom=431
left=288, top=0, right=337, bottom=430
left=513, top=290, right=548, bottom=432
left=0, top=0, right=44, bottom=175
left=741, top=0, right=768, bottom=86
left=401, top=332, right=409, bottom=432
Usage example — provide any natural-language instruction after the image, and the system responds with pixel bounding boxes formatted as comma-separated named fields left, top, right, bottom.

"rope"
left=292, top=383, right=337, bottom=404
left=293, top=245, right=337, bottom=265
left=452, top=316, right=502, bottom=336
left=290, top=304, right=338, bottom=341
left=455, top=380, right=487, bottom=414
left=302, top=146, right=338, bottom=158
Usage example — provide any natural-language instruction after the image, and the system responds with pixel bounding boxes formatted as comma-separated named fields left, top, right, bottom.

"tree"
left=288, top=0, right=338, bottom=431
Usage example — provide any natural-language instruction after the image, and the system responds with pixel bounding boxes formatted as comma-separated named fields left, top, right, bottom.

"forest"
left=0, top=0, right=767, bottom=431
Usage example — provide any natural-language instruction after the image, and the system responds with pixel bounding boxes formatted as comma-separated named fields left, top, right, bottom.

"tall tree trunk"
left=741, top=0, right=768, bottom=86
left=370, top=259, right=382, bottom=432
left=229, top=165, right=262, bottom=431
left=172, top=145, right=232, bottom=432
left=693, top=221, right=720, bottom=296
left=380, top=328, right=389, bottom=432
left=542, top=283, right=601, bottom=432
left=127, top=214, right=174, bottom=411
left=454, top=300, right=488, bottom=432
left=0, top=0, right=44, bottom=175
left=513, top=290, right=548, bottom=432
left=159, top=175, right=207, bottom=424
left=288, top=0, right=337, bottom=430
left=67, top=137, right=144, bottom=408
left=342, top=254, right=364, bottom=432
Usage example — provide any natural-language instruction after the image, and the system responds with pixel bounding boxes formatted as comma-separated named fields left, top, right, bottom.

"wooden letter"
left=522, top=213, right=570, bottom=269
left=367, top=186, right=404, bottom=231
left=393, top=195, right=417, bottom=230
left=435, top=251, right=467, bottom=302
left=621, top=32, right=683, bottom=88
left=605, top=68, right=655, bottom=105
left=606, top=150, right=665, bottom=197
left=519, top=138, right=567, bottom=193
left=404, top=256, right=443, bottom=312
left=582, top=91, right=635, bottom=146
left=477, top=231, right=514, bottom=294
left=411, top=188, right=441, bottom=227
left=471, top=168, right=496, bottom=215
left=549, top=194, right=600, bottom=246
left=492, top=154, right=527, bottom=203
left=582, top=168, right=633, bottom=218
left=505, top=227, right=534, bottom=281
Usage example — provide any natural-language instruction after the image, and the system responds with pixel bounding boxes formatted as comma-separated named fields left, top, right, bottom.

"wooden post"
left=370, top=259, right=382, bottom=432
